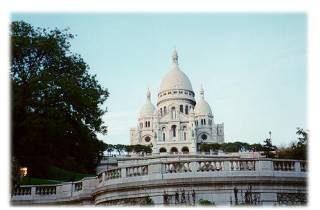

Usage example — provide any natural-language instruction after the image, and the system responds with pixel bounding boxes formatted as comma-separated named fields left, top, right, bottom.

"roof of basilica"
left=194, top=87, right=213, bottom=117
left=139, top=89, right=156, bottom=117
left=159, top=50, right=193, bottom=93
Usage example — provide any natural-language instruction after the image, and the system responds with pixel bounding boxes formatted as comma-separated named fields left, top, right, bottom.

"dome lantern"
left=140, top=89, right=156, bottom=118
left=172, top=49, right=178, bottom=65
left=194, top=87, right=213, bottom=117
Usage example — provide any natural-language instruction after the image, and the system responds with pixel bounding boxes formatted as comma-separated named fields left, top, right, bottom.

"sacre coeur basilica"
left=130, top=50, right=224, bottom=154
left=12, top=50, right=307, bottom=206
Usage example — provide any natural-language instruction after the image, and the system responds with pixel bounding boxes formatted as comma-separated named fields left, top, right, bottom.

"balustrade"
left=74, top=182, right=82, bottom=191
left=164, top=162, right=191, bottom=173
left=197, top=161, right=223, bottom=172
left=300, top=162, right=307, bottom=172
left=98, top=173, right=103, bottom=183
left=273, top=161, right=295, bottom=171
left=105, top=168, right=121, bottom=180
left=230, top=160, right=256, bottom=171
left=13, top=186, right=31, bottom=196
left=35, top=186, right=56, bottom=195
left=126, top=165, right=148, bottom=177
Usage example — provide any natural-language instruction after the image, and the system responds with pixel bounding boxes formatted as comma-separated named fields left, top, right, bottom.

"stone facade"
left=130, top=50, right=224, bottom=154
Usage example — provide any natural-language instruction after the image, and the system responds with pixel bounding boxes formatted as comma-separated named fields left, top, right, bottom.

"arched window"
left=182, top=147, right=189, bottom=154
left=183, top=126, right=187, bottom=141
left=160, top=108, right=163, bottom=116
left=159, top=147, right=167, bottom=153
left=148, top=121, right=150, bottom=127
left=172, top=125, right=177, bottom=137
left=145, top=121, right=148, bottom=127
left=185, top=105, right=189, bottom=115
left=170, top=147, right=178, bottom=154
left=171, top=107, right=176, bottom=119
left=204, top=119, right=206, bottom=125
left=180, top=105, right=183, bottom=113
left=162, top=127, right=166, bottom=141
left=164, top=106, right=167, bottom=115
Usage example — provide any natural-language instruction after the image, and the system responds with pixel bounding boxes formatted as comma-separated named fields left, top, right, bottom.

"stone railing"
left=11, top=177, right=97, bottom=204
left=105, top=168, right=121, bottom=180
left=35, top=186, right=56, bottom=195
left=273, top=160, right=295, bottom=171
left=230, top=160, right=255, bottom=171
left=126, top=165, right=148, bottom=177
left=13, top=186, right=32, bottom=196
left=300, top=161, right=307, bottom=172
left=164, top=162, right=191, bottom=173
left=197, top=160, right=223, bottom=172
left=12, top=157, right=307, bottom=204
left=74, top=182, right=82, bottom=192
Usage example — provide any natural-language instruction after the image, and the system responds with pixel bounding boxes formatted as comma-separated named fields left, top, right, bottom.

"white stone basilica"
left=130, top=50, right=224, bottom=154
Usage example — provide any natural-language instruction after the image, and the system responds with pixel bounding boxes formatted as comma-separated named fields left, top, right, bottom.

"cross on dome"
left=200, top=85, right=205, bottom=99
left=146, top=88, right=151, bottom=101
left=172, top=49, right=178, bottom=65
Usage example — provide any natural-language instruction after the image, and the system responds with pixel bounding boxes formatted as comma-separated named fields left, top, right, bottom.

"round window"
left=145, top=136, right=151, bottom=142
left=201, top=134, right=207, bottom=140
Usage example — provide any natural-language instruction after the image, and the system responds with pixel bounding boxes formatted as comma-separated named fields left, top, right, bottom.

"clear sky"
left=11, top=13, right=307, bottom=147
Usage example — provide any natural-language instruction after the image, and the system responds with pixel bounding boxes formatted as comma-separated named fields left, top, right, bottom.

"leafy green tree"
left=277, top=128, right=308, bottom=160
left=199, top=143, right=211, bottom=153
left=124, top=145, right=133, bottom=156
left=263, top=138, right=276, bottom=158
left=11, top=21, right=109, bottom=178
left=114, top=144, right=125, bottom=155
left=143, top=145, right=153, bottom=154
left=220, top=143, right=239, bottom=153
left=106, top=144, right=114, bottom=156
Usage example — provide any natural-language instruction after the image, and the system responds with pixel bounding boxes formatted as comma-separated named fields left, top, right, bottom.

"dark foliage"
left=277, top=128, right=308, bottom=160
left=11, top=21, right=109, bottom=178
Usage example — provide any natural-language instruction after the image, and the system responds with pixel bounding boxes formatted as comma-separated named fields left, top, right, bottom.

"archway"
left=181, top=147, right=189, bottom=154
left=159, top=148, right=167, bottom=153
left=170, top=147, right=178, bottom=154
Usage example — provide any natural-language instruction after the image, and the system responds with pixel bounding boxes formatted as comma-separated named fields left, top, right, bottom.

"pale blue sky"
left=11, top=13, right=307, bottom=146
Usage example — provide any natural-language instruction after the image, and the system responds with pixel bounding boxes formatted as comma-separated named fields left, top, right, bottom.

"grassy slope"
left=21, top=166, right=95, bottom=185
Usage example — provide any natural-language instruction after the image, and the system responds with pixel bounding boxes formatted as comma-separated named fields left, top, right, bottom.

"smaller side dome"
left=194, top=87, right=213, bottom=116
left=140, top=89, right=156, bottom=117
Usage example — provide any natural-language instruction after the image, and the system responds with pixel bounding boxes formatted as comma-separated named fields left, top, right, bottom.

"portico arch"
left=159, top=147, right=167, bottom=153
left=181, top=147, right=189, bottom=154
left=170, top=147, right=178, bottom=154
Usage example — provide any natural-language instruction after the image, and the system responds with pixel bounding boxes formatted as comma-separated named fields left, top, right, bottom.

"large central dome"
left=159, top=50, right=193, bottom=93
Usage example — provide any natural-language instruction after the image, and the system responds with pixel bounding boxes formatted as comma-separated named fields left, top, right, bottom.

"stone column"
left=121, top=167, right=126, bottom=178
left=222, top=160, right=231, bottom=171
left=295, top=161, right=301, bottom=172
left=190, top=161, right=198, bottom=172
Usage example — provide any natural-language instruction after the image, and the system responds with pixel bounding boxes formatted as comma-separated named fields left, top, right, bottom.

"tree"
left=11, top=21, right=109, bottom=178
left=199, top=144, right=211, bottom=153
left=143, top=145, right=153, bottom=154
left=124, top=145, right=133, bottom=156
left=263, top=138, right=276, bottom=158
left=220, top=143, right=239, bottom=153
left=277, top=128, right=308, bottom=160
left=114, top=144, right=125, bottom=155
left=106, top=144, right=114, bottom=156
